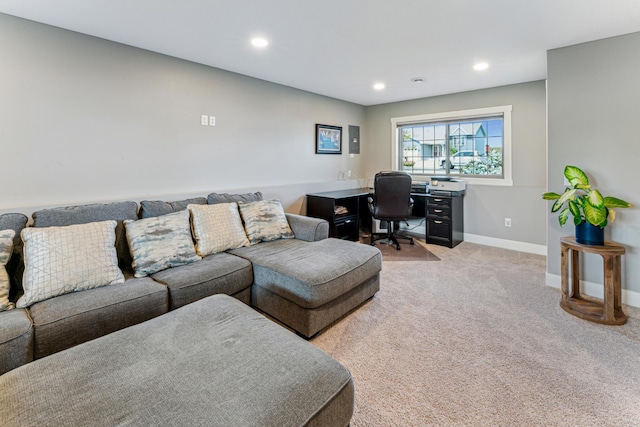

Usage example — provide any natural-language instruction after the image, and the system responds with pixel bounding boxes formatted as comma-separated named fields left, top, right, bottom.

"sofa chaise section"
left=231, top=237, right=382, bottom=338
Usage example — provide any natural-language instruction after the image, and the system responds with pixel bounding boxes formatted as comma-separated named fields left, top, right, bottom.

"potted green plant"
left=542, top=165, right=632, bottom=245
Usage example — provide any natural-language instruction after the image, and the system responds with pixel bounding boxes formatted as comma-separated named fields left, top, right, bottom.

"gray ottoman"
left=231, top=238, right=382, bottom=338
left=0, top=294, right=354, bottom=427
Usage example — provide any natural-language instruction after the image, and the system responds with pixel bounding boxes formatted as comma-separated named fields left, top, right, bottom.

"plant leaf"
left=564, top=165, right=589, bottom=188
left=604, top=197, right=632, bottom=209
left=542, top=192, right=560, bottom=200
left=608, top=209, right=616, bottom=223
left=558, top=208, right=570, bottom=226
left=573, top=214, right=583, bottom=226
left=583, top=203, right=607, bottom=226
left=551, top=188, right=577, bottom=212
left=587, top=189, right=605, bottom=209
left=568, top=199, right=581, bottom=218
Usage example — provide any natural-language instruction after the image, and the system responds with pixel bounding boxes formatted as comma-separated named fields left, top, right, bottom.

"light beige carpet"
left=311, top=241, right=640, bottom=426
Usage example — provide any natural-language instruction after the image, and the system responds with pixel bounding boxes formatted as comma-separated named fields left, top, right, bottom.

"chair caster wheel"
left=410, top=239, right=415, bottom=245
left=396, top=244, right=401, bottom=251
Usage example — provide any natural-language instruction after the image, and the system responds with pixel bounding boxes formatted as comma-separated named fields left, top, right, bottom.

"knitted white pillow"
left=18, top=221, right=125, bottom=308
left=188, top=203, right=249, bottom=257
left=0, top=229, right=15, bottom=312
left=124, top=210, right=201, bottom=277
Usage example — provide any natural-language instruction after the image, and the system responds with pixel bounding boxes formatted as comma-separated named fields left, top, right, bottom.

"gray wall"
left=364, top=81, right=548, bottom=246
left=0, top=13, right=366, bottom=215
left=547, top=32, right=640, bottom=293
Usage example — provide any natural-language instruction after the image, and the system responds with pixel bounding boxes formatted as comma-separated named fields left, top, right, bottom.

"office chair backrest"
left=371, top=171, right=413, bottom=220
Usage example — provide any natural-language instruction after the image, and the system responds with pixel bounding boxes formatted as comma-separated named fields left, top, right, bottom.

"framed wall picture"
left=315, top=124, right=342, bottom=154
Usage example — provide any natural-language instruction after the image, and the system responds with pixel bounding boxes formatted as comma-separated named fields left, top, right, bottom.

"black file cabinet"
left=425, top=194, right=464, bottom=248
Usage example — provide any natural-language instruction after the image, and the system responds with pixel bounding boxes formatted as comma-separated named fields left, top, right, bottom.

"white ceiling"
left=2, top=0, right=640, bottom=106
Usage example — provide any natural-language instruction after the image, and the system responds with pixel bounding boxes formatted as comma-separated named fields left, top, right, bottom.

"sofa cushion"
left=29, top=277, right=168, bottom=359
left=18, top=221, right=125, bottom=308
left=139, top=197, right=207, bottom=218
left=238, top=200, right=295, bottom=245
left=207, top=191, right=263, bottom=205
left=230, top=238, right=382, bottom=309
left=150, top=252, right=253, bottom=310
left=124, top=210, right=201, bottom=277
left=188, top=203, right=249, bottom=256
left=32, top=201, right=138, bottom=271
left=0, top=213, right=29, bottom=300
left=0, top=229, right=15, bottom=312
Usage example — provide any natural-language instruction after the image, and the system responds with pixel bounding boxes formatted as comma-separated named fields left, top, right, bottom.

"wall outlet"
left=504, top=218, right=512, bottom=227
left=209, top=116, right=216, bottom=126
left=201, top=115, right=208, bottom=126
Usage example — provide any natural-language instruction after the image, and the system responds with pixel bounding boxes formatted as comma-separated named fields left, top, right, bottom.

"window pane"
left=487, top=119, right=502, bottom=137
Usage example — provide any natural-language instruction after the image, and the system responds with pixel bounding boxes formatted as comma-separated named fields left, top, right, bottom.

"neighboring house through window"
left=392, top=105, right=513, bottom=186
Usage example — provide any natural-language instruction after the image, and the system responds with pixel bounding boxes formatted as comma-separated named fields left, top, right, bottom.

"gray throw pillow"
left=237, top=200, right=295, bottom=245
left=139, top=197, right=207, bottom=218
left=207, top=192, right=263, bottom=205
left=124, top=210, right=201, bottom=277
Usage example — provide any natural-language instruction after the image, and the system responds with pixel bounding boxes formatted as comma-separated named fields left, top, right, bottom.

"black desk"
left=306, top=188, right=463, bottom=247
left=306, top=188, right=429, bottom=241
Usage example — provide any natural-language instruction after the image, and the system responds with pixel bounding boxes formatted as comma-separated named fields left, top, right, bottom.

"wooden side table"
left=560, top=236, right=626, bottom=325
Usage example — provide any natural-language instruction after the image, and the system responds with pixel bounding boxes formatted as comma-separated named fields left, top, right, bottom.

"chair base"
left=370, top=221, right=414, bottom=250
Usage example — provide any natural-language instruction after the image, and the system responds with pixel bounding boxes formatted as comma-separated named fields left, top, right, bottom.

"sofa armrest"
left=286, top=213, right=329, bottom=242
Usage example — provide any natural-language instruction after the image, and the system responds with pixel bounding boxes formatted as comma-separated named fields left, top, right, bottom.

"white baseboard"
left=464, top=233, right=547, bottom=256
left=546, top=273, right=640, bottom=308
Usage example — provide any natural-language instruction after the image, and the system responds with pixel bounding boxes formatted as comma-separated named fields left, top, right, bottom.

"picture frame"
left=315, top=124, right=342, bottom=154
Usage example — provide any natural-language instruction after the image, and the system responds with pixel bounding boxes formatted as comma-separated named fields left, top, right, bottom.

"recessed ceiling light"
left=411, top=77, right=426, bottom=84
left=251, top=37, right=269, bottom=48
left=373, top=82, right=385, bottom=90
left=473, top=62, right=489, bottom=71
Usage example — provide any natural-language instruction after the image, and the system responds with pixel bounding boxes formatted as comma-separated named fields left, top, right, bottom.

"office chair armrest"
left=367, top=197, right=375, bottom=215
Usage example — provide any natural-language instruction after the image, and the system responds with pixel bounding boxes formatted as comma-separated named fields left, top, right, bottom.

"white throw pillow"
left=0, top=229, right=16, bottom=312
left=18, top=221, right=125, bottom=308
left=237, top=200, right=295, bottom=245
left=188, top=203, right=249, bottom=256
left=124, top=210, right=201, bottom=277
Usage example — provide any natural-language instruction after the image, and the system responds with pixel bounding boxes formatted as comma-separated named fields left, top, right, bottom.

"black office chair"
left=368, top=171, right=414, bottom=250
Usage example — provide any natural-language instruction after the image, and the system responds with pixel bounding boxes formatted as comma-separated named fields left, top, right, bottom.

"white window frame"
left=391, top=105, right=513, bottom=186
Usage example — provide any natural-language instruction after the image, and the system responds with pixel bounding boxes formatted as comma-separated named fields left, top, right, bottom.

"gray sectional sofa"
left=0, top=191, right=382, bottom=376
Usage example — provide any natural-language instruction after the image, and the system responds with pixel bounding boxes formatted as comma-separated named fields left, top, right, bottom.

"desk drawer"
left=427, top=218, right=451, bottom=240
left=426, top=196, right=451, bottom=209
left=427, top=206, right=450, bottom=219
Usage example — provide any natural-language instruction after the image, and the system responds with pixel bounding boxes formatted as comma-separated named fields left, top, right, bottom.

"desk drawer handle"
left=434, top=220, right=443, bottom=224
left=433, top=198, right=443, bottom=202
left=344, top=219, right=352, bottom=223
left=434, top=209, right=443, bottom=213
